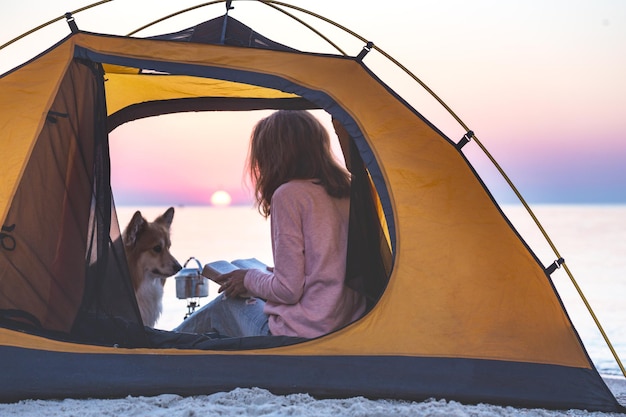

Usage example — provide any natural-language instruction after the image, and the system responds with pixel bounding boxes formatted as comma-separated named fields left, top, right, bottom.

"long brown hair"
left=248, top=110, right=351, bottom=217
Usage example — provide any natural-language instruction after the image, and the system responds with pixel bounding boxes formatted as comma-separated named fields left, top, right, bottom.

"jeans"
left=173, top=294, right=271, bottom=337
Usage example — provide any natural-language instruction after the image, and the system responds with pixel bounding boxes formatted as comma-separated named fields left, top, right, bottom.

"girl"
left=175, top=110, right=365, bottom=338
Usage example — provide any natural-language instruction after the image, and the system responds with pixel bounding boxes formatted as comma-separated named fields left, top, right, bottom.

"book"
left=201, top=257, right=269, bottom=282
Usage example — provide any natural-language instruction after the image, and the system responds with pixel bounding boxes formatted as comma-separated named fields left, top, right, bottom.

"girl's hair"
left=248, top=110, right=351, bottom=217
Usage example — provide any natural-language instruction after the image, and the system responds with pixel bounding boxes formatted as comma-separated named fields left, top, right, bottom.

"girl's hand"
left=218, top=269, right=251, bottom=298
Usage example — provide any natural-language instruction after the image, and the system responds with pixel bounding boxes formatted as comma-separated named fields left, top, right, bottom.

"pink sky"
left=108, top=110, right=344, bottom=206
left=109, top=111, right=265, bottom=206
left=2, top=1, right=625, bottom=205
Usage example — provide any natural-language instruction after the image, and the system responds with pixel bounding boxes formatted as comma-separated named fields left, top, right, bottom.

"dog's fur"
left=122, top=207, right=182, bottom=327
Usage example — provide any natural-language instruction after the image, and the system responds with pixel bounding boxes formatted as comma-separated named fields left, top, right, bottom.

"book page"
left=202, top=260, right=238, bottom=282
left=231, top=258, right=269, bottom=272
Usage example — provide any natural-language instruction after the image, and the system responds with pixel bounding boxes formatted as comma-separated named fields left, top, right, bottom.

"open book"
left=201, top=258, right=270, bottom=282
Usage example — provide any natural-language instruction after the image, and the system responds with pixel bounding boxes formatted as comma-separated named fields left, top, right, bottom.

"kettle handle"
left=183, top=256, right=202, bottom=271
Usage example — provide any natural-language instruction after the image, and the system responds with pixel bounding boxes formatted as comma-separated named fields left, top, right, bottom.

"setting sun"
left=210, top=190, right=232, bottom=207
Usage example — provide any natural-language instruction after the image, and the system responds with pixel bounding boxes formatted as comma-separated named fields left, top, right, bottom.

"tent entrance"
left=1, top=52, right=393, bottom=348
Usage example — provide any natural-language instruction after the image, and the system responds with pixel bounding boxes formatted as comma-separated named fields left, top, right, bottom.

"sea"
left=120, top=204, right=625, bottom=377
left=2, top=204, right=624, bottom=416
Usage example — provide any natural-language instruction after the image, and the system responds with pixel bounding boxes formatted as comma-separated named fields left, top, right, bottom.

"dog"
left=122, top=207, right=182, bottom=327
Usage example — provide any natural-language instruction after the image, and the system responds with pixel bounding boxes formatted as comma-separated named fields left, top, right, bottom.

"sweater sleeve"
left=244, top=187, right=306, bottom=304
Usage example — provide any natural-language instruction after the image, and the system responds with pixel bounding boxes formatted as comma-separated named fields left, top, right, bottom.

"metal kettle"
left=175, top=257, right=209, bottom=300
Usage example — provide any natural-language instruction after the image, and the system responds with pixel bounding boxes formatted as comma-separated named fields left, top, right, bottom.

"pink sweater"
left=244, top=180, right=366, bottom=338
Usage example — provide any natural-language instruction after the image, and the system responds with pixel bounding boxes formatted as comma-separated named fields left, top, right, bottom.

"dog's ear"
left=155, top=207, right=175, bottom=229
left=123, top=211, right=146, bottom=247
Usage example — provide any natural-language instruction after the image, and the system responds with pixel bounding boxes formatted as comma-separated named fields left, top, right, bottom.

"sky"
left=1, top=0, right=625, bottom=205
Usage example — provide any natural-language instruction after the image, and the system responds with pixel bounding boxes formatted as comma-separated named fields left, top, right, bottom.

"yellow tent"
left=0, top=6, right=622, bottom=412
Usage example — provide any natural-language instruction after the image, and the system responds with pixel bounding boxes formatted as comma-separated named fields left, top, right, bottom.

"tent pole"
left=0, top=0, right=112, bottom=52
left=126, top=1, right=224, bottom=37
left=562, top=263, right=626, bottom=377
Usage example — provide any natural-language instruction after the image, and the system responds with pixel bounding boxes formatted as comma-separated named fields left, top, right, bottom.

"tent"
left=0, top=2, right=624, bottom=412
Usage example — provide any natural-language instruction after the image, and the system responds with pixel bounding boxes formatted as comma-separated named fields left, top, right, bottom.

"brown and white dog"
left=122, top=207, right=182, bottom=327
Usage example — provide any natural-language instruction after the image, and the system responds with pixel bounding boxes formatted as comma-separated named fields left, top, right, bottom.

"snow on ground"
left=1, top=376, right=624, bottom=417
